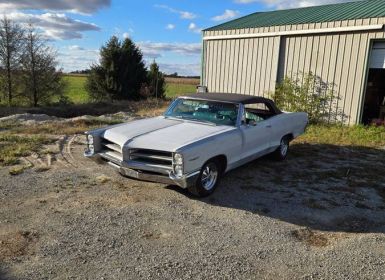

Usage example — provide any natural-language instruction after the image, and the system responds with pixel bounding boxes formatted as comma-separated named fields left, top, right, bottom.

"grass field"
left=63, top=75, right=89, bottom=104
left=63, top=74, right=200, bottom=103
left=164, top=77, right=200, bottom=98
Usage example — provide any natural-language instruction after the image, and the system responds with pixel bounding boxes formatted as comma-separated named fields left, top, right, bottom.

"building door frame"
left=359, top=39, right=385, bottom=124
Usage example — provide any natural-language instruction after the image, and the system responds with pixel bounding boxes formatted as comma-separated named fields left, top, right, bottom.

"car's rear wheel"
left=188, top=160, right=221, bottom=197
left=273, top=136, right=290, bottom=160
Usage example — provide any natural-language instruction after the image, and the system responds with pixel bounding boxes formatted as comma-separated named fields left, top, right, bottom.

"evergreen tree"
left=147, top=61, right=165, bottom=99
left=86, top=36, right=147, bottom=101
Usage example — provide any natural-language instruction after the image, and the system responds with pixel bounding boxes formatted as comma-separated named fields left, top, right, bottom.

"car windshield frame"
left=164, top=97, right=240, bottom=127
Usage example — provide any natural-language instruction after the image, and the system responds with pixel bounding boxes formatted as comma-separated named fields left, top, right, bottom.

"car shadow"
left=167, top=143, right=385, bottom=234
left=0, top=267, right=16, bottom=280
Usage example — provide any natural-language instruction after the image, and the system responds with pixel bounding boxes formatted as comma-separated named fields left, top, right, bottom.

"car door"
left=266, top=114, right=288, bottom=149
left=240, top=118, right=272, bottom=161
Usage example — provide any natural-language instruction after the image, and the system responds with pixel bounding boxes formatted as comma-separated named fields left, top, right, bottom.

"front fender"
left=179, top=129, right=242, bottom=174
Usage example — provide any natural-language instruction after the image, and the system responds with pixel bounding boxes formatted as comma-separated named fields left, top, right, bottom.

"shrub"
left=272, top=72, right=341, bottom=124
left=371, top=119, right=385, bottom=127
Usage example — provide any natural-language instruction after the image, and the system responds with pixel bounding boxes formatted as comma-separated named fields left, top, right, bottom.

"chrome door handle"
left=265, top=125, right=272, bottom=128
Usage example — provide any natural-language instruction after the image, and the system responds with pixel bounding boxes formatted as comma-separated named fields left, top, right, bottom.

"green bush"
left=272, top=72, right=341, bottom=124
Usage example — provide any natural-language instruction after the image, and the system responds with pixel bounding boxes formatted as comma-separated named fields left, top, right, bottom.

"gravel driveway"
left=1, top=135, right=385, bottom=279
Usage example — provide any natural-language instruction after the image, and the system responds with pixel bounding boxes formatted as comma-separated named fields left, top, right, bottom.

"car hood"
left=101, top=116, right=234, bottom=151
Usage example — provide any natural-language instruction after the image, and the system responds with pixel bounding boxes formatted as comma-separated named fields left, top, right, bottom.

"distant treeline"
left=165, top=74, right=200, bottom=79
left=69, top=69, right=91, bottom=75
left=69, top=70, right=200, bottom=80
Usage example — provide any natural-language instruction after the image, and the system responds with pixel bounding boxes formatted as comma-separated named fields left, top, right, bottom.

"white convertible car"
left=85, top=93, right=308, bottom=197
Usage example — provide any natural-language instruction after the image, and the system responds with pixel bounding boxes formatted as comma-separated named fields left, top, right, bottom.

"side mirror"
left=249, top=120, right=257, bottom=126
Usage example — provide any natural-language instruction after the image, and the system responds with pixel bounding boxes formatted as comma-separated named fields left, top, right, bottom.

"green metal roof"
left=205, top=0, right=385, bottom=31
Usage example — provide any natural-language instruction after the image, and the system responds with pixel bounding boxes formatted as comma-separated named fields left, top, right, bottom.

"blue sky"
left=0, top=0, right=357, bottom=75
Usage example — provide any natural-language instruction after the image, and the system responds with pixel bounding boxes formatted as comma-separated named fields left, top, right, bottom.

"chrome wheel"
left=201, top=163, right=218, bottom=191
left=280, top=139, right=288, bottom=157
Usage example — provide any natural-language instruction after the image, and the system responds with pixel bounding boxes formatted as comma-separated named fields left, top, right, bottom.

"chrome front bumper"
left=119, top=166, right=199, bottom=189
left=86, top=153, right=199, bottom=189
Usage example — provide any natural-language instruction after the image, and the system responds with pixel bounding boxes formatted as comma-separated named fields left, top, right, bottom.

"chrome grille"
left=100, top=138, right=123, bottom=163
left=129, top=149, right=173, bottom=168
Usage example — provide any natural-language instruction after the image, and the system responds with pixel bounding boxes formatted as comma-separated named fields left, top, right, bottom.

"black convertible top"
left=181, top=93, right=282, bottom=114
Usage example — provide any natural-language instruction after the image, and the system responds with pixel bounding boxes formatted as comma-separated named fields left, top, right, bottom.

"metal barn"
left=201, top=0, right=385, bottom=124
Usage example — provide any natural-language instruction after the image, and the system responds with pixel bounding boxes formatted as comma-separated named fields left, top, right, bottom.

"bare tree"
left=21, top=24, right=65, bottom=106
left=0, top=16, right=24, bottom=105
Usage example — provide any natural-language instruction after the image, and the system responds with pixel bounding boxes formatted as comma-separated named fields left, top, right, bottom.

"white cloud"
left=234, top=0, right=360, bottom=9
left=159, top=63, right=201, bottom=76
left=8, top=12, right=100, bottom=40
left=155, top=4, right=197, bottom=20
left=60, top=42, right=202, bottom=73
left=113, top=27, right=134, bottom=39
left=166, top=24, right=176, bottom=30
left=58, top=47, right=99, bottom=72
left=0, top=0, right=110, bottom=14
left=188, top=22, right=202, bottom=34
left=180, top=12, right=196, bottom=20
left=138, top=42, right=201, bottom=59
left=212, top=10, right=240, bottom=21
left=68, top=45, right=84, bottom=51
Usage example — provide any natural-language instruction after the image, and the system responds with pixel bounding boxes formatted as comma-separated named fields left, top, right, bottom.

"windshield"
left=165, top=98, right=239, bottom=126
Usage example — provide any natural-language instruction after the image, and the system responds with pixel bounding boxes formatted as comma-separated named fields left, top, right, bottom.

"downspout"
left=200, top=31, right=206, bottom=87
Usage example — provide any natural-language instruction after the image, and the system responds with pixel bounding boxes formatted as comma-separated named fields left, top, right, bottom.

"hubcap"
left=280, top=139, right=288, bottom=156
left=201, top=163, right=218, bottom=191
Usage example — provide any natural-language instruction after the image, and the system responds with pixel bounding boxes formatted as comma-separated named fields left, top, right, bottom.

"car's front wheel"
left=188, top=160, right=221, bottom=197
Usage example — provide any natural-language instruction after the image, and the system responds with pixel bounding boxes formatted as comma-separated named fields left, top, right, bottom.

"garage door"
left=370, top=42, right=385, bottom=69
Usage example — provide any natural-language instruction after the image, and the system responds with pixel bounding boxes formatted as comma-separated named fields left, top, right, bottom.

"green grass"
left=0, top=134, right=55, bottom=166
left=296, top=124, right=385, bottom=147
left=165, top=83, right=197, bottom=98
left=63, top=75, right=197, bottom=103
left=63, top=75, right=89, bottom=104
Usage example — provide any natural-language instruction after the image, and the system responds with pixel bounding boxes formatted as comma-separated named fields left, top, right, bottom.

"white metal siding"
left=202, top=17, right=385, bottom=124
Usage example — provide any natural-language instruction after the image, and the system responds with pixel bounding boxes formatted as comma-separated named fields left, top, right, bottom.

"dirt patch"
left=291, top=228, right=344, bottom=247
left=96, top=175, right=111, bottom=184
left=8, top=165, right=25, bottom=176
left=0, top=230, right=39, bottom=261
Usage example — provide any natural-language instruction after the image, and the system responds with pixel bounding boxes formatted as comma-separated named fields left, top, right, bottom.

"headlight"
left=87, top=134, right=94, bottom=145
left=173, top=153, right=184, bottom=177
left=174, top=153, right=183, bottom=165
left=89, top=144, right=95, bottom=154
left=174, top=165, right=183, bottom=177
